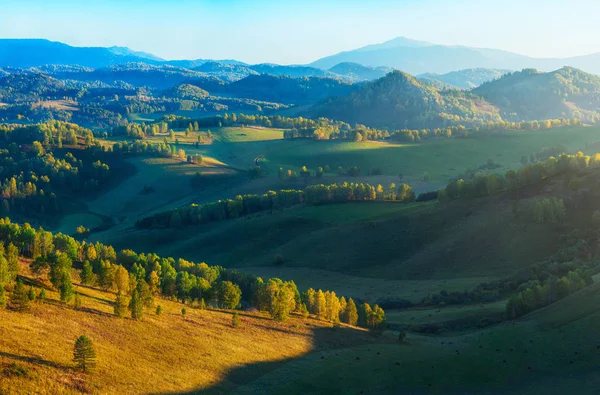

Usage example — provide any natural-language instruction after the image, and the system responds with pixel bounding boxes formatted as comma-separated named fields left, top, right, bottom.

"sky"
left=1, top=0, right=600, bottom=64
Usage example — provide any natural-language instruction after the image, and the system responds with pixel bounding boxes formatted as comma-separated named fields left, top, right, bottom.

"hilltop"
left=306, top=70, right=501, bottom=129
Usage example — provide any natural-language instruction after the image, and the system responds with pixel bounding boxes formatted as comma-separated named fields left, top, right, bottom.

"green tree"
left=73, top=335, right=97, bottom=373
left=129, top=289, right=144, bottom=320
left=11, top=279, right=30, bottom=312
left=156, top=305, right=163, bottom=316
left=218, top=281, right=242, bottom=309
left=181, top=307, right=187, bottom=318
left=0, top=284, right=6, bottom=308
left=27, top=286, right=36, bottom=302
left=81, top=260, right=94, bottom=285
left=7, top=243, right=19, bottom=282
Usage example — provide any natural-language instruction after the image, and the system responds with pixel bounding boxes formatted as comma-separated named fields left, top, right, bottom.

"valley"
left=3, top=16, right=600, bottom=393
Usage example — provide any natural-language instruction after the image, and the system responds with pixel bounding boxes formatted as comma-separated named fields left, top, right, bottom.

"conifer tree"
left=73, top=335, right=96, bottom=373
left=11, top=279, right=30, bottom=312
left=129, top=289, right=144, bottom=320
left=0, top=253, right=9, bottom=286
left=181, top=307, right=187, bottom=318
left=59, top=271, right=74, bottom=303
left=0, top=284, right=6, bottom=308
left=38, top=288, right=46, bottom=302
left=81, top=260, right=94, bottom=285
left=156, top=305, right=163, bottom=316
left=7, top=243, right=18, bottom=282
left=199, top=298, right=206, bottom=310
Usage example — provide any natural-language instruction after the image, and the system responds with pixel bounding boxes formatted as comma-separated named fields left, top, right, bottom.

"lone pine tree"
left=73, top=335, right=97, bottom=373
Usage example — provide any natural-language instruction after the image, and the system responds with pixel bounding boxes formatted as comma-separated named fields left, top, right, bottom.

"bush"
left=2, top=362, right=30, bottom=378
left=232, top=312, right=241, bottom=328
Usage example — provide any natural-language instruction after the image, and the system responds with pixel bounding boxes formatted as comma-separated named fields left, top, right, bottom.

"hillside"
left=307, top=70, right=501, bottom=129
left=309, top=36, right=600, bottom=75
left=224, top=74, right=356, bottom=105
left=474, top=67, right=600, bottom=122
left=0, top=262, right=382, bottom=394
left=418, top=68, right=510, bottom=89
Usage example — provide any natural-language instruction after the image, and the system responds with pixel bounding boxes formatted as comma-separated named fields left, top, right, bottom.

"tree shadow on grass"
left=0, top=350, right=70, bottom=370
left=159, top=324, right=389, bottom=395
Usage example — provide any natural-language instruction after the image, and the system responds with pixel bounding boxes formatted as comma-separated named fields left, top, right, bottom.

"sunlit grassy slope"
left=0, top=264, right=380, bottom=394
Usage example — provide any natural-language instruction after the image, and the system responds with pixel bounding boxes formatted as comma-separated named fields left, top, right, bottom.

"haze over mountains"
left=4, top=37, right=600, bottom=79
left=309, top=37, right=600, bottom=75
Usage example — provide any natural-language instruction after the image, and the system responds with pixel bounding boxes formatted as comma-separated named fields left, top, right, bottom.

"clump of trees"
left=532, top=197, right=567, bottom=224
left=506, top=269, right=591, bottom=319
left=0, top=218, right=384, bottom=329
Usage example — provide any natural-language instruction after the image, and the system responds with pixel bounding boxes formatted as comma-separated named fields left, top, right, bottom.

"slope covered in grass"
left=0, top=264, right=381, bottom=394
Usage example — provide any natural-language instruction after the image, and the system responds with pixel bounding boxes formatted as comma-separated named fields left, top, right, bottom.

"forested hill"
left=306, top=70, right=501, bottom=130
left=223, top=74, right=357, bottom=105
left=473, top=67, right=600, bottom=123
left=418, top=68, right=510, bottom=90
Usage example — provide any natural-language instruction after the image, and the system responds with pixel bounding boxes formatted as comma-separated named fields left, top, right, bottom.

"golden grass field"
left=0, top=262, right=384, bottom=394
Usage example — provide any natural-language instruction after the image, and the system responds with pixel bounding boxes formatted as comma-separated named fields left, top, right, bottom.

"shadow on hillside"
left=160, top=324, right=388, bottom=395
left=0, top=350, right=70, bottom=370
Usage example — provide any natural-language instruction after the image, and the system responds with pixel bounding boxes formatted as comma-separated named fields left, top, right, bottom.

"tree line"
left=438, top=151, right=600, bottom=202
left=0, top=219, right=384, bottom=328
left=136, top=182, right=416, bottom=230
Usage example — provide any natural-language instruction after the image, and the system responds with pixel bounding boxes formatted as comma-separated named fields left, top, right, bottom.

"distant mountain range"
left=417, top=68, right=510, bottom=90
left=309, top=37, right=600, bottom=75
left=0, top=39, right=388, bottom=82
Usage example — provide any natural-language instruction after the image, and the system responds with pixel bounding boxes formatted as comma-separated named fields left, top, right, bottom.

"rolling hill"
left=223, top=74, right=356, bottom=105
left=306, top=70, right=501, bottom=129
left=473, top=66, right=600, bottom=121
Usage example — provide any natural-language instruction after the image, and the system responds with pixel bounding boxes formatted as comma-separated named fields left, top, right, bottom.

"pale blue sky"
left=1, top=0, right=599, bottom=64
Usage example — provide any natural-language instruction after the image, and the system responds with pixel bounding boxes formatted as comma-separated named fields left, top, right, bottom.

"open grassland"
left=231, top=282, right=600, bottom=394
left=0, top=264, right=381, bottom=394
left=262, top=125, right=600, bottom=183
left=385, top=299, right=507, bottom=326
left=86, top=156, right=240, bottom=230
